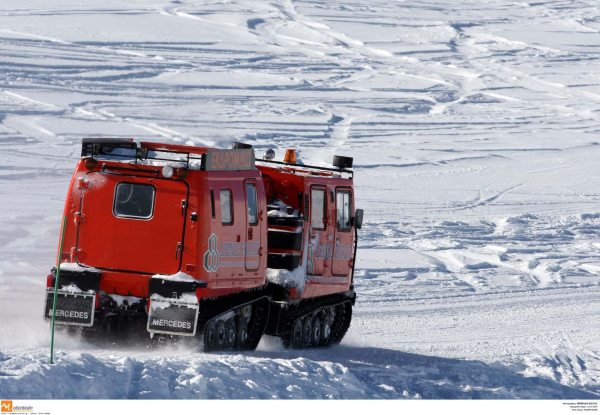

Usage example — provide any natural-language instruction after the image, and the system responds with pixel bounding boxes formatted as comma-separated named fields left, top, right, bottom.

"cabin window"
left=336, top=190, right=352, bottom=231
left=113, top=182, right=155, bottom=219
left=311, top=188, right=326, bottom=230
left=246, top=183, right=258, bottom=225
left=220, top=189, right=233, bottom=225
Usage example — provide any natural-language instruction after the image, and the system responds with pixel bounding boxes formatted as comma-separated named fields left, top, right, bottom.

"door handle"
left=175, top=242, right=182, bottom=259
left=248, top=228, right=253, bottom=240
left=181, top=200, right=187, bottom=216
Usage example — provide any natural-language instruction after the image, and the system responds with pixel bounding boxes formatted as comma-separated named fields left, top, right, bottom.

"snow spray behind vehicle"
left=44, top=138, right=363, bottom=351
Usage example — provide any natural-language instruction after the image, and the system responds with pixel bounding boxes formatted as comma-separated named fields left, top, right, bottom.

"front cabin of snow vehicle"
left=44, top=138, right=363, bottom=350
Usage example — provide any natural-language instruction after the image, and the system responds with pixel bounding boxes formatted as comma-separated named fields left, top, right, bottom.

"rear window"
left=113, top=182, right=155, bottom=219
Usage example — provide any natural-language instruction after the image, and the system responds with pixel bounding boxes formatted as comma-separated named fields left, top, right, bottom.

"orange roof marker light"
left=176, top=167, right=189, bottom=179
left=283, top=149, right=296, bottom=164
left=84, top=157, right=98, bottom=170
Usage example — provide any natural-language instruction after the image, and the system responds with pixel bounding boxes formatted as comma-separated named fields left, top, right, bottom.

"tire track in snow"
left=447, top=161, right=588, bottom=212
left=1, top=89, right=204, bottom=145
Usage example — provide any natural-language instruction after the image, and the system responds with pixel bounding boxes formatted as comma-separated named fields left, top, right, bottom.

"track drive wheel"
left=204, top=320, right=217, bottom=351
left=236, top=318, right=249, bottom=349
left=302, top=317, right=312, bottom=348
left=311, top=316, right=322, bottom=347
left=321, top=314, right=332, bottom=346
left=215, top=320, right=226, bottom=350
left=224, top=318, right=236, bottom=350
left=290, top=318, right=304, bottom=349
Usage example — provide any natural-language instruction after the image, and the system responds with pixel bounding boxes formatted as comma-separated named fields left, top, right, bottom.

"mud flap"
left=147, top=297, right=199, bottom=337
left=44, top=288, right=95, bottom=327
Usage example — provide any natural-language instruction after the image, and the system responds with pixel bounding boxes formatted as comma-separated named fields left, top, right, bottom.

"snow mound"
left=0, top=350, right=367, bottom=399
left=1, top=345, right=597, bottom=399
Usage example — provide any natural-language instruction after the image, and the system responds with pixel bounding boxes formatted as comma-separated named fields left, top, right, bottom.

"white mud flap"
left=147, top=296, right=199, bottom=337
left=44, top=288, right=95, bottom=327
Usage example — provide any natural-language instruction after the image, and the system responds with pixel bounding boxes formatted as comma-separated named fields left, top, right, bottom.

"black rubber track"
left=198, top=288, right=270, bottom=352
left=282, top=294, right=353, bottom=349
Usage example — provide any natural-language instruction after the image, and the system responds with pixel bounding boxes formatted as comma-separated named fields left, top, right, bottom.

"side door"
left=307, top=185, right=329, bottom=276
left=208, top=177, right=240, bottom=277
left=332, top=188, right=354, bottom=276
left=244, top=180, right=261, bottom=271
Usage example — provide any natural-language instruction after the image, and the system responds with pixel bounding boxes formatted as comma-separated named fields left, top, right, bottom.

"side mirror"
left=353, top=209, right=364, bottom=230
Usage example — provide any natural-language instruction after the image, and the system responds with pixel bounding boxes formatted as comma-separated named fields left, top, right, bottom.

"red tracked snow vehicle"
left=44, top=138, right=363, bottom=351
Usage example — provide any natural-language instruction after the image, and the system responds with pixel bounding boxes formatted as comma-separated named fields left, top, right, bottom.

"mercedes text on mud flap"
left=145, top=274, right=203, bottom=336
left=45, top=138, right=363, bottom=351
left=44, top=264, right=101, bottom=327
left=44, top=289, right=95, bottom=327
left=147, top=297, right=199, bottom=336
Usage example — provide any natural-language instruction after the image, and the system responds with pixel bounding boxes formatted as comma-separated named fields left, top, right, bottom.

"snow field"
left=1, top=0, right=600, bottom=399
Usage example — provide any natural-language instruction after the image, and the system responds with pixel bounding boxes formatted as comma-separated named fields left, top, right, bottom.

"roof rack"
left=81, top=139, right=257, bottom=172
left=81, top=138, right=206, bottom=168
left=256, top=159, right=353, bottom=178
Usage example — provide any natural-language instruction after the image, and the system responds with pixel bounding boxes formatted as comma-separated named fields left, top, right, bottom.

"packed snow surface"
left=1, top=0, right=600, bottom=399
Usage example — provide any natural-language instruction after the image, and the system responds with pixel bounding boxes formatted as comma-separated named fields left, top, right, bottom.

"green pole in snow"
left=50, top=215, right=67, bottom=365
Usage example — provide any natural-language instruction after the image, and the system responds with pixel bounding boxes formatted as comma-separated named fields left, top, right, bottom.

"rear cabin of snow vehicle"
left=44, top=138, right=364, bottom=350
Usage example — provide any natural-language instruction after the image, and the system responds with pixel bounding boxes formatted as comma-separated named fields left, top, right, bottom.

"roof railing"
left=81, top=138, right=204, bottom=169
left=80, top=139, right=353, bottom=177
left=256, top=159, right=354, bottom=178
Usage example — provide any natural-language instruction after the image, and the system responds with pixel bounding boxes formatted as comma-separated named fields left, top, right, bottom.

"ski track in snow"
left=1, top=0, right=600, bottom=399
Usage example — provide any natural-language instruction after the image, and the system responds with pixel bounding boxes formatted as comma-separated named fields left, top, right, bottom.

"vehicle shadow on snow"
left=251, top=344, right=599, bottom=399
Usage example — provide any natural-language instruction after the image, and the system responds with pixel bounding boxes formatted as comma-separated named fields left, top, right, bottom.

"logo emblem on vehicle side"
left=203, top=233, right=219, bottom=272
